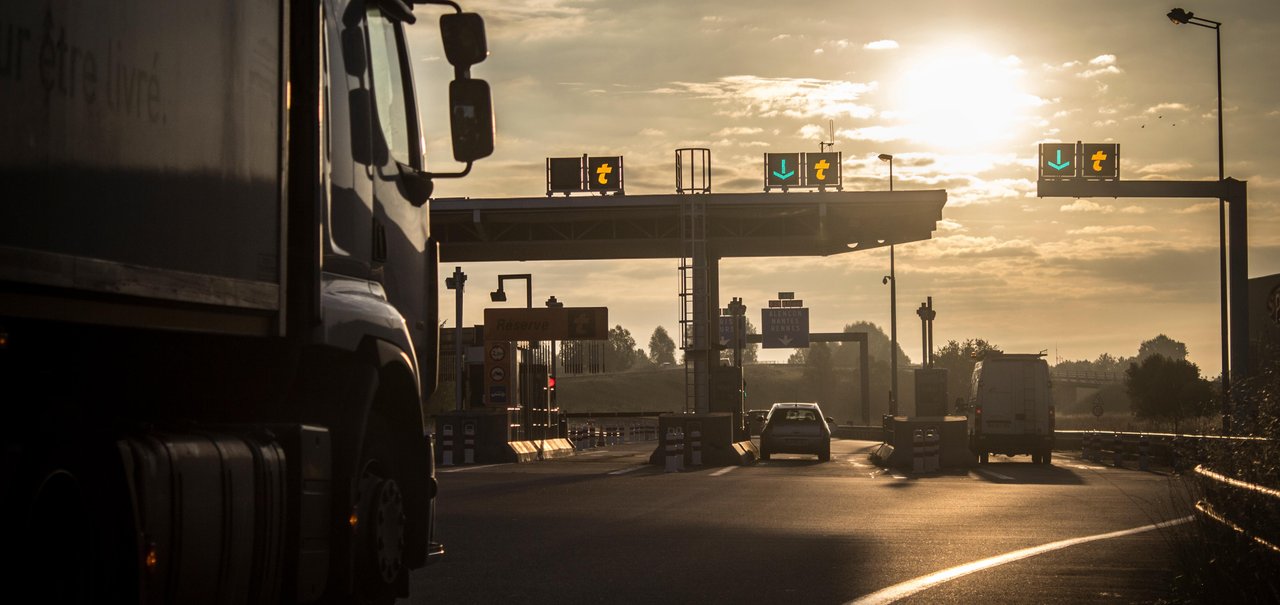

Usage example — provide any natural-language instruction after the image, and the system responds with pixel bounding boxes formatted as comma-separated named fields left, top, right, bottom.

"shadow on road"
left=971, top=461, right=1087, bottom=485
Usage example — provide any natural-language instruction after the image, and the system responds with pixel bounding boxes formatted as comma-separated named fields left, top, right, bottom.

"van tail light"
left=1049, top=406, right=1056, bottom=431
left=974, top=405, right=982, bottom=434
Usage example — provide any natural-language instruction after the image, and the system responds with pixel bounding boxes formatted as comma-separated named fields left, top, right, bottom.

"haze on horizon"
left=410, top=0, right=1280, bottom=375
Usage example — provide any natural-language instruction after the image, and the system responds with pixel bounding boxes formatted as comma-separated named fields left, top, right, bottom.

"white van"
left=968, top=353, right=1055, bottom=464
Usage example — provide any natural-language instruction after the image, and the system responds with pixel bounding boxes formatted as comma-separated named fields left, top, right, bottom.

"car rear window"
left=773, top=409, right=818, bottom=422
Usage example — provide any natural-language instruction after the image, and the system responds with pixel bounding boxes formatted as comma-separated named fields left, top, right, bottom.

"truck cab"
left=0, top=0, right=492, bottom=602
left=968, top=353, right=1055, bottom=464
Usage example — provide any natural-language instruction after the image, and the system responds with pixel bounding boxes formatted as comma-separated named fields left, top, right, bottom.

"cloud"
left=1119, top=206, right=1147, bottom=214
left=863, top=39, right=899, bottom=50
left=1067, top=225, right=1157, bottom=235
left=1060, top=200, right=1114, bottom=213
left=1089, top=54, right=1117, bottom=66
left=1134, top=161, right=1194, bottom=175
left=652, top=75, right=877, bottom=119
left=1078, top=65, right=1122, bottom=78
left=1176, top=202, right=1219, bottom=214
left=712, top=126, right=764, bottom=137
left=912, top=235, right=1040, bottom=260
left=771, top=34, right=792, bottom=42
left=813, top=48, right=825, bottom=55
left=638, top=128, right=665, bottom=136
left=1145, top=102, right=1190, bottom=114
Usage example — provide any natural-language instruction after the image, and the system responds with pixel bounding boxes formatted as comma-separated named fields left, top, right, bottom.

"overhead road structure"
left=432, top=189, right=947, bottom=414
left=430, top=190, right=947, bottom=263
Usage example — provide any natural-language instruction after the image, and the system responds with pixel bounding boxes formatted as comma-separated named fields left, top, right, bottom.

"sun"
left=885, top=49, right=1044, bottom=150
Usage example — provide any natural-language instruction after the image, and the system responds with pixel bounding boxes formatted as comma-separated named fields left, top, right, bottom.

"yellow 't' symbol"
left=596, top=163, right=613, bottom=184
left=1091, top=150, right=1107, bottom=172
left=814, top=159, right=830, bottom=181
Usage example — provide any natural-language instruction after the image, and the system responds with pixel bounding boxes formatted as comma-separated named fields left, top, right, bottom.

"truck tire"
left=352, top=416, right=408, bottom=605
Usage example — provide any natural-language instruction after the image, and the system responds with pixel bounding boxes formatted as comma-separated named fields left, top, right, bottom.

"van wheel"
left=978, top=452, right=989, bottom=464
left=1032, top=452, right=1042, bottom=464
left=1043, top=450, right=1053, bottom=465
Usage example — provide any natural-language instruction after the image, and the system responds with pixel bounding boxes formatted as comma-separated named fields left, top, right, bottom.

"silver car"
left=759, top=402, right=833, bottom=461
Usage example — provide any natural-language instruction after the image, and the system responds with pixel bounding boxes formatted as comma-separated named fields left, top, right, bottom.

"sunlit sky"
left=407, top=0, right=1280, bottom=375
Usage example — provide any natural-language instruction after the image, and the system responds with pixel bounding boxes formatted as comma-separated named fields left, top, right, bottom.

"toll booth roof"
left=431, top=190, right=946, bottom=262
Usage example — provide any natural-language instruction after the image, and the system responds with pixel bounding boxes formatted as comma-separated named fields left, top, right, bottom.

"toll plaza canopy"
left=430, top=190, right=947, bottom=262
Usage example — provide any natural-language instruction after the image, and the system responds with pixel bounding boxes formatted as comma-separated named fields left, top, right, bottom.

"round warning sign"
left=489, top=344, right=506, bottom=361
left=490, top=367, right=506, bottom=382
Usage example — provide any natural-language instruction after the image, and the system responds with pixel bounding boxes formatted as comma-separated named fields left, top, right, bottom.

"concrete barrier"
left=878, top=416, right=970, bottom=470
left=649, top=413, right=756, bottom=466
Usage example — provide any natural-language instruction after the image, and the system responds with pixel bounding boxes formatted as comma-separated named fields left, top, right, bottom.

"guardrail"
left=565, top=415, right=660, bottom=450
left=1193, top=465, right=1280, bottom=555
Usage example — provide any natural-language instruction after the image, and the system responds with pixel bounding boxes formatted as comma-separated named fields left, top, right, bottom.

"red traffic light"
left=547, top=376, right=556, bottom=390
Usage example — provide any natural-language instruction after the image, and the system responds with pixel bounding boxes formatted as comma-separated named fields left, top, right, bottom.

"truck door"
left=363, top=3, right=435, bottom=398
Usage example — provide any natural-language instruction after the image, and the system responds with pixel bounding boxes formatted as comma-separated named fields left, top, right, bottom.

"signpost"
left=761, top=304, right=809, bottom=349
left=1036, top=144, right=1248, bottom=432
left=484, top=307, right=608, bottom=342
left=765, top=153, right=801, bottom=190
left=806, top=152, right=841, bottom=189
left=1038, top=141, right=1120, bottom=181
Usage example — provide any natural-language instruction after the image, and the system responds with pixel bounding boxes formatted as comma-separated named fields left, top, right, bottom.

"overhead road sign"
left=765, top=153, right=801, bottom=190
left=1038, top=141, right=1120, bottom=181
left=761, top=307, right=809, bottom=349
left=1080, top=143, right=1119, bottom=180
left=587, top=156, right=623, bottom=193
left=806, top=152, right=842, bottom=190
left=765, top=152, right=843, bottom=192
left=547, top=156, right=585, bottom=194
left=484, top=307, right=608, bottom=341
left=1038, top=143, right=1077, bottom=180
left=547, top=155, right=626, bottom=196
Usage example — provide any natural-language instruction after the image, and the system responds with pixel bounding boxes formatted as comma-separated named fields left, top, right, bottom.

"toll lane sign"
left=765, top=153, right=801, bottom=189
left=1038, top=142, right=1120, bottom=181
left=761, top=308, right=809, bottom=349
left=1080, top=143, right=1119, bottom=179
left=806, top=152, right=841, bottom=189
left=1038, top=143, right=1077, bottom=180
left=587, top=156, right=623, bottom=192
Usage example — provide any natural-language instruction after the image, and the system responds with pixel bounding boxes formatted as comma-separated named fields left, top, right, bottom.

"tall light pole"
left=878, top=153, right=898, bottom=417
left=1167, top=7, right=1232, bottom=430
left=544, top=296, right=564, bottom=460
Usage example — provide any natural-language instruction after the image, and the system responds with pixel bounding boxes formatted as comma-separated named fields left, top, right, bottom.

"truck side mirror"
left=440, top=13, right=488, bottom=67
left=449, top=79, right=494, bottom=162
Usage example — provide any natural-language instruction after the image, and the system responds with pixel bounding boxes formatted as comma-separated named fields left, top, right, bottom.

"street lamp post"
left=491, top=274, right=534, bottom=443
left=1167, top=7, right=1232, bottom=430
left=878, top=153, right=898, bottom=416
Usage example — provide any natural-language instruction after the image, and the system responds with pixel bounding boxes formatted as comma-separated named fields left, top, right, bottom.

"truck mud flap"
left=117, top=431, right=287, bottom=604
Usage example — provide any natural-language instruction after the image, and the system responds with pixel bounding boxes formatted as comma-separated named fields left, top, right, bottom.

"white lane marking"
left=846, top=515, right=1193, bottom=605
left=710, top=466, right=739, bottom=477
left=975, top=469, right=1015, bottom=481
left=1070, top=464, right=1108, bottom=471
left=607, top=465, right=647, bottom=475
left=439, top=463, right=511, bottom=473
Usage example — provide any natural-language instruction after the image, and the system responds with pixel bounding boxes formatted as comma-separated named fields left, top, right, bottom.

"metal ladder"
left=676, top=149, right=711, bottom=413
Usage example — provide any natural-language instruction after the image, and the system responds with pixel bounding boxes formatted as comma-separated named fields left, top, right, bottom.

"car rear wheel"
left=818, top=446, right=831, bottom=462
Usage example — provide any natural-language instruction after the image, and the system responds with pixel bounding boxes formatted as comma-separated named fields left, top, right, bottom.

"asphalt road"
left=402, top=439, right=1192, bottom=604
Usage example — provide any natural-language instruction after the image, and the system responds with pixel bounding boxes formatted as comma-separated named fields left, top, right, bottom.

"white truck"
left=968, top=353, right=1055, bottom=464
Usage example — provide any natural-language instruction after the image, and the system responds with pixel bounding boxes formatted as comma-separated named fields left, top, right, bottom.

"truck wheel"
left=759, top=444, right=770, bottom=461
left=353, top=416, right=407, bottom=605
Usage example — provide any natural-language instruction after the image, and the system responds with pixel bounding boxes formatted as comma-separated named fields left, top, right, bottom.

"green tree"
left=804, top=342, right=835, bottom=408
left=742, top=318, right=760, bottom=364
left=1136, top=334, right=1189, bottom=363
left=1125, top=354, right=1216, bottom=432
left=648, top=325, right=677, bottom=365
left=933, top=338, right=1003, bottom=411
left=605, top=324, right=637, bottom=372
